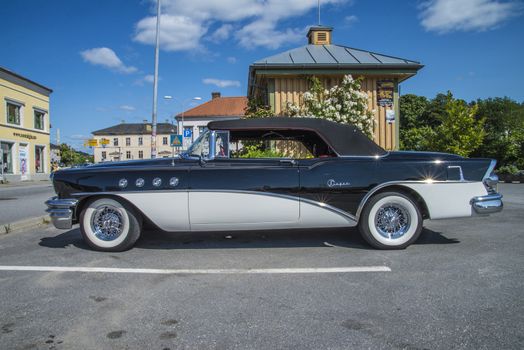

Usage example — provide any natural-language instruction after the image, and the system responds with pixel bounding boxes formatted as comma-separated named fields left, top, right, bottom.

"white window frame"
left=33, top=107, right=47, bottom=131
left=5, top=98, right=24, bottom=126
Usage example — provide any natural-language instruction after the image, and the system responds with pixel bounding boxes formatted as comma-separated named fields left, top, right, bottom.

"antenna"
left=318, top=0, right=321, bottom=25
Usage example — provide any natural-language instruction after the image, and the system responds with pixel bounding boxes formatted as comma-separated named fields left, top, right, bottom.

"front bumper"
left=45, top=197, right=78, bottom=229
left=470, top=193, right=503, bottom=215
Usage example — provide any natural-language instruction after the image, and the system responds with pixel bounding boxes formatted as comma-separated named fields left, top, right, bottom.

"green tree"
left=471, top=97, right=524, bottom=168
left=59, top=144, right=93, bottom=166
left=429, top=92, right=485, bottom=157
left=399, top=94, right=432, bottom=150
left=244, top=96, right=274, bottom=118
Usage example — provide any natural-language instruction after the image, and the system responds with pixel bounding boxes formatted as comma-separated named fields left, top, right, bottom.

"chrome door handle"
left=279, top=159, right=296, bottom=166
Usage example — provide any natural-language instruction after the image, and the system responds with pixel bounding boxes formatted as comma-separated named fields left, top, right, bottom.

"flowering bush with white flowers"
left=286, top=75, right=375, bottom=138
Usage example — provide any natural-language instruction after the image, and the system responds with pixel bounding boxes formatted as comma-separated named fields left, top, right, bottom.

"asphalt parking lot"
left=0, top=184, right=522, bottom=350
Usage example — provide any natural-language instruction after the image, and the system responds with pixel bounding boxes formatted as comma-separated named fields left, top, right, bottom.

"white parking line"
left=0, top=265, right=391, bottom=275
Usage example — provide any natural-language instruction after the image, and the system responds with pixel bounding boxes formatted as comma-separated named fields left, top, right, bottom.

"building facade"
left=0, top=66, right=53, bottom=182
left=91, top=122, right=175, bottom=163
left=176, top=92, right=247, bottom=149
left=248, top=26, right=423, bottom=150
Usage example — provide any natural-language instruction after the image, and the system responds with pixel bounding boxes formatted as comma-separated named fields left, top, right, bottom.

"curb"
left=1, top=215, right=51, bottom=235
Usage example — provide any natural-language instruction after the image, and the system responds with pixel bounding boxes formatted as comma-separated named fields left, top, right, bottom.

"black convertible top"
left=207, top=117, right=386, bottom=157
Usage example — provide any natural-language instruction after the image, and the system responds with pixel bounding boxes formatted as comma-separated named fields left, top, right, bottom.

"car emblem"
left=118, top=178, right=128, bottom=188
left=152, top=178, right=162, bottom=187
left=327, top=179, right=351, bottom=188
left=169, top=177, right=179, bottom=187
left=135, top=178, right=145, bottom=188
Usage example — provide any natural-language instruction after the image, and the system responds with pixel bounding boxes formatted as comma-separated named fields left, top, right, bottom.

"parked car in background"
left=46, top=118, right=502, bottom=251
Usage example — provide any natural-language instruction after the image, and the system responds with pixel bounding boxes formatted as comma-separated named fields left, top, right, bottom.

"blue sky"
left=1, top=0, right=523, bottom=151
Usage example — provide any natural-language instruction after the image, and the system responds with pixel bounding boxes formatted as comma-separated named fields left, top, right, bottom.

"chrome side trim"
left=45, top=197, right=78, bottom=229
left=70, top=190, right=357, bottom=223
left=470, top=193, right=503, bottom=214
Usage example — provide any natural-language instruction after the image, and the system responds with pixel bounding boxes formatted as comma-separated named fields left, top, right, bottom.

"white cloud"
left=134, top=0, right=344, bottom=51
left=134, top=14, right=208, bottom=51
left=203, top=78, right=241, bottom=88
left=119, top=105, right=136, bottom=111
left=420, top=0, right=521, bottom=33
left=68, top=134, right=91, bottom=140
left=344, top=15, right=358, bottom=26
left=80, top=47, right=137, bottom=73
left=134, top=74, right=157, bottom=86
left=227, top=56, right=237, bottom=64
left=209, top=24, right=233, bottom=42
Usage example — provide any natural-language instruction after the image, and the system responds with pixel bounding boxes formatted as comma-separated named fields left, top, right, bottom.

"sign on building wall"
left=377, top=80, right=394, bottom=107
left=19, top=146, right=28, bottom=181
left=85, top=139, right=98, bottom=147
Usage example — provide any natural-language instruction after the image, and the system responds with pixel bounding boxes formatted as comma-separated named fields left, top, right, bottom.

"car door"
left=188, top=157, right=300, bottom=229
left=298, top=157, right=378, bottom=219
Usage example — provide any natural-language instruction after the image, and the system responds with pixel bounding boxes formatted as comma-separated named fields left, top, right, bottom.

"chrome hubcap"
left=375, top=203, right=410, bottom=239
left=91, top=205, right=123, bottom=241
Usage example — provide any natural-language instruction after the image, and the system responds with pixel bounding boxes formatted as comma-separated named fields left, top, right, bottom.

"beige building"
left=91, top=122, right=175, bottom=163
left=1, top=66, right=53, bottom=182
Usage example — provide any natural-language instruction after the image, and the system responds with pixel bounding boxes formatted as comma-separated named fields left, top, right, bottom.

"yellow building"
left=0, top=66, right=52, bottom=182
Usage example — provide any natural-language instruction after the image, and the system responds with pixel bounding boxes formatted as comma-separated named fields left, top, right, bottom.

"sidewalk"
left=0, top=179, right=52, bottom=190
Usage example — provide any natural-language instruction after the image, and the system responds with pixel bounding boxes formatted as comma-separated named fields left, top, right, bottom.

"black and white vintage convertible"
left=46, top=118, right=503, bottom=251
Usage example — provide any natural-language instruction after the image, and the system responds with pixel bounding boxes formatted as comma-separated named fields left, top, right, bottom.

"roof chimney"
left=307, top=26, right=333, bottom=45
left=211, top=92, right=221, bottom=99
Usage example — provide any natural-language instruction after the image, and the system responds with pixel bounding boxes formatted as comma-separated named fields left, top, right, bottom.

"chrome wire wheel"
left=374, top=203, right=411, bottom=239
left=90, top=205, right=124, bottom=241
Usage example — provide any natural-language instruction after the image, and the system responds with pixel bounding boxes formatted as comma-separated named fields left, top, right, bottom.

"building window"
left=34, top=110, right=45, bottom=130
left=198, top=126, right=207, bottom=135
left=35, top=145, right=45, bottom=173
left=101, top=151, right=106, bottom=160
left=113, top=138, right=118, bottom=146
left=1, top=142, right=14, bottom=173
left=138, top=150, right=143, bottom=159
left=6, top=102, right=21, bottom=125
left=126, top=137, right=131, bottom=146
left=138, top=137, right=143, bottom=146
left=126, top=151, right=131, bottom=159
left=163, top=136, right=168, bottom=145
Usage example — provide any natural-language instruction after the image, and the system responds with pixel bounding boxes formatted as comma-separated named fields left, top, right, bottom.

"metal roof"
left=252, top=44, right=422, bottom=68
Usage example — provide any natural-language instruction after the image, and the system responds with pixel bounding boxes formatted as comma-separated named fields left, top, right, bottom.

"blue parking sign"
left=183, top=128, right=192, bottom=138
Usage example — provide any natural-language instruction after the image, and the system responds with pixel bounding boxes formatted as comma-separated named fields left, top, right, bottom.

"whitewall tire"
left=80, top=197, right=142, bottom=252
left=358, top=192, right=422, bottom=250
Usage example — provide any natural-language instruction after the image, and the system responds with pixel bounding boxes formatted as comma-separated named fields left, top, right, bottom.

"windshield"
left=185, top=130, right=210, bottom=158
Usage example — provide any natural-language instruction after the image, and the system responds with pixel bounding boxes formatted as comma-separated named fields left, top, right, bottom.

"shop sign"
left=13, top=132, right=37, bottom=140
left=377, top=80, right=394, bottom=107
left=100, top=138, right=110, bottom=145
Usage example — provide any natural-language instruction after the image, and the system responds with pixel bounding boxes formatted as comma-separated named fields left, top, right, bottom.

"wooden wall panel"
left=270, top=75, right=397, bottom=150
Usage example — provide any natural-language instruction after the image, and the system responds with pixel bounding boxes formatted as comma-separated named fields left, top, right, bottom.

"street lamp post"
left=150, top=0, right=161, bottom=159
left=163, top=96, right=202, bottom=151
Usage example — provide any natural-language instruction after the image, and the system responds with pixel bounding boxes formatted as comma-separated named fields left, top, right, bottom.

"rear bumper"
left=470, top=193, right=503, bottom=215
left=45, top=197, right=78, bottom=229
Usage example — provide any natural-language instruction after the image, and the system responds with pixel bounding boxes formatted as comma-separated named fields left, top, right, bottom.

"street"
left=0, top=183, right=54, bottom=226
left=0, top=184, right=522, bottom=350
